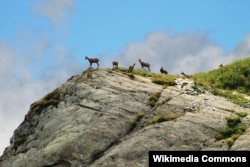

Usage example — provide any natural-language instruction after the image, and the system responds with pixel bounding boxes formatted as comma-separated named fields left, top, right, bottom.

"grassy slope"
left=116, top=68, right=178, bottom=87
left=194, top=57, right=250, bottom=107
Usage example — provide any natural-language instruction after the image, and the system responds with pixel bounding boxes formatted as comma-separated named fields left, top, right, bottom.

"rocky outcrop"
left=1, top=68, right=250, bottom=167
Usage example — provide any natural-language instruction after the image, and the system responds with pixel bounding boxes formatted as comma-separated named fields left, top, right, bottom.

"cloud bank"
left=228, top=34, right=250, bottom=59
left=0, top=40, right=82, bottom=155
left=0, top=0, right=80, bottom=155
left=114, top=31, right=250, bottom=74
left=31, top=0, right=75, bottom=24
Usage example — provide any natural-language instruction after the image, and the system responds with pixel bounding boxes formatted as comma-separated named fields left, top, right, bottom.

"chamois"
left=85, top=56, right=99, bottom=68
left=180, top=72, right=193, bottom=78
left=112, top=61, right=118, bottom=69
left=160, top=67, right=168, bottom=75
left=138, top=59, right=150, bottom=71
left=128, top=63, right=135, bottom=72
left=219, top=64, right=223, bottom=68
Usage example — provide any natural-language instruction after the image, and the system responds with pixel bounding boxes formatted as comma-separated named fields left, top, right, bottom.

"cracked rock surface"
left=1, top=69, right=250, bottom=167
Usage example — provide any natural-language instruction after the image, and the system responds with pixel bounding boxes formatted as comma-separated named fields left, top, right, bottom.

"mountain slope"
left=1, top=68, right=250, bottom=167
left=194, top=57, right=250, bottom=106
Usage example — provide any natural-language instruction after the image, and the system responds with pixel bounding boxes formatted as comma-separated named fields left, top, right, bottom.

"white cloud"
left=228, top=34, right=250, bottom=60
left=0, top=0, right=80, bottom=155
left=0, top=41, right=82, bottom=155
left=113, top=31, right=250, bottom=74
left=0, top=43, right=14, bottom=74
left=31, top=0, right=75, bottom=25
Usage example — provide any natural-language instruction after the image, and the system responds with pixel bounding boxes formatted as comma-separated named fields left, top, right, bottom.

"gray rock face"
left=1, top=69, right=250, bottom=167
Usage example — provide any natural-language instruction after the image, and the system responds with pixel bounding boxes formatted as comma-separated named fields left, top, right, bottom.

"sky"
left=1, top=0, right=250, bottom=155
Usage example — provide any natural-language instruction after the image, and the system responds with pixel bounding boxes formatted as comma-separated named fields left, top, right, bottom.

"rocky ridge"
left=1, top=68, right=250, bottom=167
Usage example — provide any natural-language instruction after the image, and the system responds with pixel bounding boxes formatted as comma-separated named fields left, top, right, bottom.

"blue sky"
left=1, top=1, right=250, bottom=59
left=1, top=0, right=250, bottom=155
left=78, top=0, right=249, bottom=57
left=74, top=0, right=249, bottom=54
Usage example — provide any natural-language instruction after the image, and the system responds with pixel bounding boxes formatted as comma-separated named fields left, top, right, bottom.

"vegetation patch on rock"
left=28, top=88, right=61, bottom=116
left=148, top=91, right=162, bottom=108
left=149, top=113, right=179, bottom=125
left=215, top=115, right=247, bottom=146
left=130, top=112, right=145, bottom=130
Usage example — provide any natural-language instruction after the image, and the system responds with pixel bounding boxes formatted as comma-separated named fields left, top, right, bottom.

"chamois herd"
left=85, top=56, right=222, bottom=77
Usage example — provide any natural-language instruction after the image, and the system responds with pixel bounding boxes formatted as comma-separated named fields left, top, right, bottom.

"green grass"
left=195, top=57, right=250, bottom=92
left=28, top=88, right=61, bottom=115
left=194, top=57, right=250, bottom=107
left=151, top=76, right=177, bottom=86
left=226, top=116, right=241, bottom=128
left=235, top=112, right=248, bottom=118
left=149, top=113, right=179, bottom=125
left=215, top=115, right=247, bottom=146
left=116, top=68, right=178, bottom=86
left=132, top=69, right=178, bottom=86
left=132, top=69, right=154, bottom=77
left=148, top=92, right=162, bottom=108
left=211, top=89, right=249, bottom=106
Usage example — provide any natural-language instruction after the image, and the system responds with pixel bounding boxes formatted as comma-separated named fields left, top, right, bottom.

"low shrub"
left=226, top=116, right=241, bottom=128
left=214, top=115, right=247, bottom=146
left=235, top=112, right=248, bottom=118
left=148, top=92, right=162, bottom=108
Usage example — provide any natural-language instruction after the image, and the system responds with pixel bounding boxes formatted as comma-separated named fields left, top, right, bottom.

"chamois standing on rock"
left=181, top=72, right=193, bottom=79
left=85, top=56, right=99, bottom=68
left=112, top=61, right=118, bottom=69
left=128, top=63, right=135, bottom=72
left=138, top=59, right=150, bottom=71
left=160, top=67, right=168, bottom=75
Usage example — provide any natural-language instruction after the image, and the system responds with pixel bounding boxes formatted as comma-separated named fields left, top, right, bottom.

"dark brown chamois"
left=85, top=56, right=99, bottom=68
left=138, top=59, right=150, bottom=71
left=219, top=64, right=223, bottom=68
left=180, top=72, right=193, bottom=78
left=128, top=63, right=135, bottom=72
left=112, top=61, right=118, bottom=69
left=160, top=67, right=168, bottom=75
